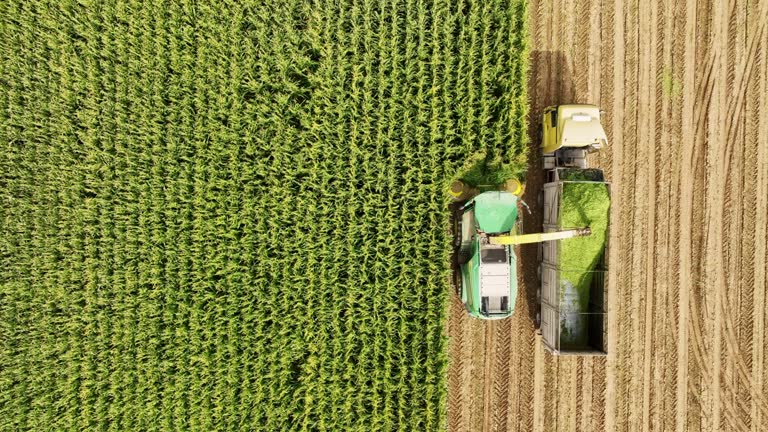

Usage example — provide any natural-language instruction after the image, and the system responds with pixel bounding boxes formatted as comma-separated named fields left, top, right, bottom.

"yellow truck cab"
left=541, top=105, right=607, bottom=169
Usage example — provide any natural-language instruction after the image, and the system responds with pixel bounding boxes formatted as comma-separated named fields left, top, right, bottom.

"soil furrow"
left=733, top=0, right=752, bottom=418
left=579, top=358, right=593, bottom=431
left=491, top=322, right=510, bottom=432
left=563, top=358, right=578, bottom=431
left=588, top=0, right=602, bottom=101
left=639, top=0, right=659, bottom=429
left=604, top=0, right=626, bottom=429
left=675, top=0, right=698, bottom=429
left=482, top=323, right=493, bottom=432
left=707, top=0, right=731, bottom=427
left=504, top=321, right=520, bottom=432
left=653, top=1, right=677, bottom=429
left=448, top=298, right=469, bottom=432
left=532, top=334, right=545, bottom=432
left=625, top=0, right=644, bottom=428
left=664, top=1, right=686, bottom=430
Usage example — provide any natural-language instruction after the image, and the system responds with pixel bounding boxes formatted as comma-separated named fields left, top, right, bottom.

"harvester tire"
left=453, top=221, right=462, bottom=248
left=458, top=249, right=470, bottom=265
left=454, top=271, right=462, bottom=296
left=535, top=311, right=541, bottom=328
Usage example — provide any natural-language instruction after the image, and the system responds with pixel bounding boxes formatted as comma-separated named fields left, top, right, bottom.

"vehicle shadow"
left=448, top=200, right=463, bottom=300
left=519, top=50, right=573, bottom=325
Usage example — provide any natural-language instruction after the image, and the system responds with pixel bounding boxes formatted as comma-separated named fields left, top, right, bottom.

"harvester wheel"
left=535, top=311, right=541, bottom=328
left=448, top=180, right=466, bottom=202
left=453, top=220, right=462, bottom=248
left=536, top=263, right=542, bottom=282
left=454, top=271, right=462, bottom=296
left=458, top=249, right=470, bottom=265
left=504, top=178, right=524, bottom=196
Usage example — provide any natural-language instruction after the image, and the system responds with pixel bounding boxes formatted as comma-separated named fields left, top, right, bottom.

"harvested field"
left=447, top=0, right=768, bottom=431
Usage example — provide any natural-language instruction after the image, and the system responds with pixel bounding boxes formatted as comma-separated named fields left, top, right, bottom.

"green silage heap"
left=557, top=182, right=611, bottom=348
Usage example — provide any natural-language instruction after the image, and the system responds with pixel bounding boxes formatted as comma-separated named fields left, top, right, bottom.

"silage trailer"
left=537, top=104, right=611, bottom=356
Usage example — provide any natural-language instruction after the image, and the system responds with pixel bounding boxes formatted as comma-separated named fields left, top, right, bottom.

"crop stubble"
left=446, top=0, right=768, bottom=431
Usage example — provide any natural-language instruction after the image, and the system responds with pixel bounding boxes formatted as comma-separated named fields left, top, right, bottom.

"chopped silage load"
left=557, top=182, right=611, bottom=348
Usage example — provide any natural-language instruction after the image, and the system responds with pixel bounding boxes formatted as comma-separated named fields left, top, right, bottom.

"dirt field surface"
left=446, top=0, right=768, bottom=431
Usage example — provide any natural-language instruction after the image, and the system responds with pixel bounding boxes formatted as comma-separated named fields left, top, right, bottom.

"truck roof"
left=557, top=105, right=607, bottom=148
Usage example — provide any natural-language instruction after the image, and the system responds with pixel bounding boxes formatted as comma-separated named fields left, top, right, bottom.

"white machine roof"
left=480, top=263, right=511, bottom=297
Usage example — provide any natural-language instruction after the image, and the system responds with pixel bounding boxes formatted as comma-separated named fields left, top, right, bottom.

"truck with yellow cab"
left=538, top=104, right=611, bottom=356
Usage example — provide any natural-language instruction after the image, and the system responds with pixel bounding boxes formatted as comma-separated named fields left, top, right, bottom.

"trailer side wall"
left=539, top=180, right=610, bottom=356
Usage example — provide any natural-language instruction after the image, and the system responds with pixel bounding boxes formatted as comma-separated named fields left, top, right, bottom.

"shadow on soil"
left=519, top=50, right=573, bottom=325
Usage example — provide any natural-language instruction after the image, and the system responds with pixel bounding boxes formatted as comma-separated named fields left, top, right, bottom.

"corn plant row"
left=0, top=0, right=528, bottom=430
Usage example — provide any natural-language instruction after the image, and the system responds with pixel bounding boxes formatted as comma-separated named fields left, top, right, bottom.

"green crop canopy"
left=471, top=191, right=518, bottom=233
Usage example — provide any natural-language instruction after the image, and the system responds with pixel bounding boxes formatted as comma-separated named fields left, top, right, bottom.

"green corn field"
left=0, top=0, right=528, bottom=430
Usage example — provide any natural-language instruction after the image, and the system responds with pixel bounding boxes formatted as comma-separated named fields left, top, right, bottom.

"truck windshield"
left=481, top=248, right=507, bottom=264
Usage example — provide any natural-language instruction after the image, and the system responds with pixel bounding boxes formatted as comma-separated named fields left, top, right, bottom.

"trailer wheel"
left=537, top=243, right=543, bottom=262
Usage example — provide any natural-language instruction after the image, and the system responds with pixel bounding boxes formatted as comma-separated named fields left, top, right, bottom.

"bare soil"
left=446, top=0, right=768, bottom=430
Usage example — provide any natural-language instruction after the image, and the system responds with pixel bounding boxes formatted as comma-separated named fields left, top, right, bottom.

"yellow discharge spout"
left=489, top=228, right=591, bottom=245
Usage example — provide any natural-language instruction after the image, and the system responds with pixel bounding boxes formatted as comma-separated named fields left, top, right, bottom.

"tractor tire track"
left=482, top=323, right=493, bottom=432
left=592, top=358, right=607, bottom=431
left=624, top=0, right=644, bottom=429
left=732, top=6, right=752, bottom=425
left=490, top=321, right=511, bottom=432
left=639, top=0, right=659, bottom=429
left=448, top=297, right=470, bottom=432
left=578, top=358, right=594, bottom=431
left=604, top=0, right=626, bottom=429
left=604, top=0, right=628, bottom=430
left=653, top=1, right=678, bottom=429
left=681, top=0, right=715, bottom=428
left=706, top=0, right=732, bottom=428
left=504, top=318, right=522, bottom=432
left=737, top=0, right=758, bottom=421
left=543, top=353, right=557, bottom=432
left=532, top=334, right=545, bottom=432
left=664, top=1, right=686, bottom=430
left=471, top=320, right=488, bottom=432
